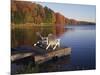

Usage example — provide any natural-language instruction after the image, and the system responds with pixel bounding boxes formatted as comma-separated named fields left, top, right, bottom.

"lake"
left=39, top=25, right=96, bottom=72
left=11, top=24, right=96, bottom=73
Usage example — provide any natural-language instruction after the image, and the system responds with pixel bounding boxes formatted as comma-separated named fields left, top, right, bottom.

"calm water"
left=40, top=25, right=96, bottom=72
left=11, top=25, right=96, bottom=73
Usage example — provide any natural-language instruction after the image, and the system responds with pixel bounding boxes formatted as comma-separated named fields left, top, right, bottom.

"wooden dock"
left=11, top=47, right=71, bottom=64
left=35, top=48, right=71, bottom=64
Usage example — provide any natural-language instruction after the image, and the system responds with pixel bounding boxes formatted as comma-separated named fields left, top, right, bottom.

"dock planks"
left=11, top=47, right=71, bottom=64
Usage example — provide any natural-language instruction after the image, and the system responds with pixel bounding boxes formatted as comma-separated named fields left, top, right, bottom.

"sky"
left=36, top=2, right=96, bottom=22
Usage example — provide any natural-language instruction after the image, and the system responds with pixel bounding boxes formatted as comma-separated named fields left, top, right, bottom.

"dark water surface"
left=39, top=25, right=96, bottom=72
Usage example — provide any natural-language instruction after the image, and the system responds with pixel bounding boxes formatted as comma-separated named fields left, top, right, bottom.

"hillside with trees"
left=11, top=1, right=95, bottom=25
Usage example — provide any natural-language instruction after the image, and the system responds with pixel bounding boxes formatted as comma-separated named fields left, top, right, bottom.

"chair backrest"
left=41, top=37, right=48, bottom=45
left=48, top=34, right=57, bottom=45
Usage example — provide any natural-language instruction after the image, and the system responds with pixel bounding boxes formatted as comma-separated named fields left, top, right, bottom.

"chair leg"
left=46, top=44, right=50, bottom=50
left=53, top=42, right=58, bottom=50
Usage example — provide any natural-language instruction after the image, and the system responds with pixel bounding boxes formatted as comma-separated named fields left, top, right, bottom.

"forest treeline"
left=11, top=1, right=95, bottom=25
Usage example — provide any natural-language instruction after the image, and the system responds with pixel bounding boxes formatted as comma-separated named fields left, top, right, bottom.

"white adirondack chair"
left=34, top=32, right=60, bottom=50
left=46, top=34, right=60, bottom=50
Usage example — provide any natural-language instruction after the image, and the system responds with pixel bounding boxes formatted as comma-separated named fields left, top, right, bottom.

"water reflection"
left=11, top=24, right=66, bottom=48
left=39, top=55, right=71, bottom=72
